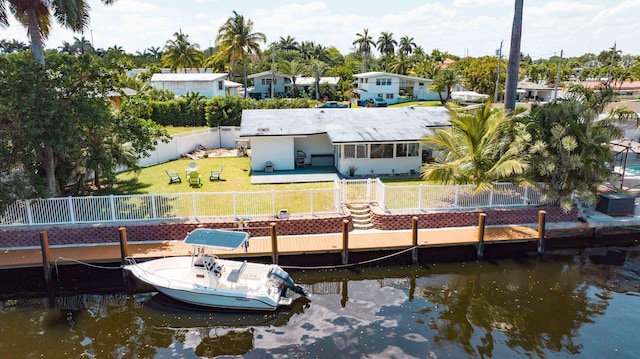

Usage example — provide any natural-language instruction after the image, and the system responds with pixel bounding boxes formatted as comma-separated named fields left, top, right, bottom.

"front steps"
left=348, top=203, right=373, bottom=230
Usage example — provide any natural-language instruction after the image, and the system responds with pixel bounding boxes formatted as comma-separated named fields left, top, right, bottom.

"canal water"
left=1, top=246, right=640, bottom=358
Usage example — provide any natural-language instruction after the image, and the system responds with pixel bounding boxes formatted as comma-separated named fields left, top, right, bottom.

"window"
left=396, top=143, right=420, bottom=157
left=218, top=80, right=223, bottom=90
left=370, top=144, right=393, bottom=158
left=378, top=93, right=383, bottom=98
left=344, top=144, right=368, bottom=158
left=376, top=78, right=381, bottom=86
left=386, top=78, right=392, bottom=85
left=386, top=93, right=394, bottom=99
left=376, top=78, right=392, bottom=86
left=261, top=79, right=266, bottom=85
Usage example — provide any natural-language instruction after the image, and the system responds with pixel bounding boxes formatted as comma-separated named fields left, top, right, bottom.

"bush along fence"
left=0, top=180, right=549, bottom=227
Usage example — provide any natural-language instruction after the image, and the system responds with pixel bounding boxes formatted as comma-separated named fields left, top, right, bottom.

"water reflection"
left=1, top=246, right=640, bottom=358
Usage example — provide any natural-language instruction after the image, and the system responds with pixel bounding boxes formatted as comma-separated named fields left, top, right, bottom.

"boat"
left=124, top=228, right=306, bottom=311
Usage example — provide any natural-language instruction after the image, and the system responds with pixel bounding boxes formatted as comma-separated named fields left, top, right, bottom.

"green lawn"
left=389, top=100, right=442, bottom=108
left=164, top=126, right=210, bottom=136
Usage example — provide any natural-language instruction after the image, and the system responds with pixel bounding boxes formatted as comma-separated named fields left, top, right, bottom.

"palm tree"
left=216, top=11, right=266, bottom=98
left=278, top=35, right=299, bottom=51
left=410, top=55, right=440, bottom=79
left=504, top=0, right=523, bottom=111
left=147, top=46, right=162, bottom=59
left=353, top=28, right=375, bottom=72
left=376, top=31, right=397, bottom=70
left=108, top=45, right=124, bottom=54
left=310, top=59, right=328, bottom=100
left=279, top=59, right=305, bottom=97
left=0, top=0, right=116, bottom=65
left=162, top=30, right=204, bottom=73
left=387, top=53, right=412, bottom=75
left=398, top=35, right=416, bottom=55
left=72, top=36, right=94, bottom=55
left=430, top=68, right=463, bottom=104
left=299, top=41, right=315, bottom=60
left=420, top=100, right=528, bottom=193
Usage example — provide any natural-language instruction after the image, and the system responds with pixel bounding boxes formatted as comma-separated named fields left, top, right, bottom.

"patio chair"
left=209, top=166, right=224, bottom=181
left=165, top=169, right=182, bottom=184
left=188, top=171, right=201, bottom=187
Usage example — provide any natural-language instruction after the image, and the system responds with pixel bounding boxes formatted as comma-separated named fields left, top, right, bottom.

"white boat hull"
left=125, top=256, right=300, bottom=311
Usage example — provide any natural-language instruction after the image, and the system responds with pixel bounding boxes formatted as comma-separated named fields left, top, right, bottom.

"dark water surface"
left=2, top=246, right=640, bottom=358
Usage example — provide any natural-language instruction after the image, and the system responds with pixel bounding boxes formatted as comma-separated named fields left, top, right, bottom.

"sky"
left=2, top=0, right=639, bottom=60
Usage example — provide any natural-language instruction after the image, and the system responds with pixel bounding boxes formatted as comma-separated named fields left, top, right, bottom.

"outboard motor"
left=269, top=266, right=306, bottom=296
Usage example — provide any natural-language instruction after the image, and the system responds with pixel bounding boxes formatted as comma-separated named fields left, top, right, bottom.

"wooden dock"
left=0, top=224, right=541, bottom=269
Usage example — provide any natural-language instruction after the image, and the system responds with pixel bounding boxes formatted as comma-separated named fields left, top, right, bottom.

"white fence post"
left=454, top=185, right=459, bottom=208
left=523, top=187, right=529, bottom=205
left=341, top=179, right=347, bottom=204
left=310, top=188, right=314, bottom=215
left=489, top=187, right=494, bottom=207
left=67, top=196, right=76, bottom=224
left=109, top=195, right=116, bottom=221
left=192, top=192, right=197, bottom=217
left=26, top=200, right=33, bottom=225
left=366, top=178, right=371, bottom=202
left=418, top=184, right=423, bottom=211
left=271, top=190, right=276, bottom=216
left=151, top=194, right=157, bottom=219
left=233, top=192, right=237, bottom=218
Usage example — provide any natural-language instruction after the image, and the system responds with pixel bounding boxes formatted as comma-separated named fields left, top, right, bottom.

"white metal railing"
left=0, top=182, right=548, bottom=226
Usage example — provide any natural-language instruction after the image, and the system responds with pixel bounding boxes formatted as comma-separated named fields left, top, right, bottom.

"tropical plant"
left=376, top=31, right=397, bottom=70
left=521, top=84, right=639, bottom=211
left=310, top=59, right=329, bottom=100
left=162, top=30, right=203, bottom=73
left=279, top=59, right=306, bottom=97
left=278, top=35, right=299, bottom=51
left=387, top=53, right=412, bottom=75
left=420, top=100, right=529, bottom=193
left=215, top=11, right=266, bottom=98
left=398, top=35, right=417, bottom=55
left=0, top=0, right=116, bottom=65
left=410, top=55, right=440, bottom=79
left=430, top=68, right=463, bottom=104
left=353, top=28, right=375, bottom=72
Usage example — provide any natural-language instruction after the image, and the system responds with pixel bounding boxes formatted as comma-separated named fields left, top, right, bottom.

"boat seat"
left=227, top=260, right=248, bottom=282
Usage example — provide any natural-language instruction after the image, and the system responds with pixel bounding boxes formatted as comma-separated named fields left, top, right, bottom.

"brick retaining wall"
left=371, top=206, right=578, bottom=230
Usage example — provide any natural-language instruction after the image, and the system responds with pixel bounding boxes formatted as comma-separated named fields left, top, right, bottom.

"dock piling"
left=342, top=220, right=349, bottom=265
left=411, top=217, right=419, bottom=264
left=118, top=227, right=129, bottom=266
left=39, top=231, right=52, bottom=286
left=270, top=223, right=278, bottom=264
left=477, top=213, right=486, bottom=260
left=537, top=210, right=546, bottom=255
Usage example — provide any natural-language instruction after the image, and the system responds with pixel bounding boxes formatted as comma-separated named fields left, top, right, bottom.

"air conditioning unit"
left=596, top=193, right=635, bottom=216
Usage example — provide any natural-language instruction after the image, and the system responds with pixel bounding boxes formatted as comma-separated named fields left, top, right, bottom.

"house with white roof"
left=239, top=107, right=451, bottom=177
left=353, top=72, right=440, bottom=105
left=246, top=71, right=291, bottom=99
left=150, top=73, right=240, bottom=98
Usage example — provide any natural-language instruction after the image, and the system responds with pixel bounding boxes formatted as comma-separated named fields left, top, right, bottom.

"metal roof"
left=240, top=107, right=451, bottom=143
left=150, top=73, right=227, bottom=82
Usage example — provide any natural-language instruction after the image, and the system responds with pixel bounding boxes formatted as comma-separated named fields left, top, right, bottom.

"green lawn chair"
left=165, top=169, right=181, bottom=184
left=209, top=166, right=224, bottom=181
left=188, top=171, right=201, bottom=187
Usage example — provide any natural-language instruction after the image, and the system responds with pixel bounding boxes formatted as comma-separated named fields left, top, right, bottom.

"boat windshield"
left=184, top=228, right=249, bottom=250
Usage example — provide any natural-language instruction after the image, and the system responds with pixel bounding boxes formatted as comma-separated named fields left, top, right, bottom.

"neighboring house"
left=517, top=81, right=556, bottom=102
left=352, top=71, right=439, bottom=105
left=246, top=71, right=291, bottom=99
left=287, top=77, right=340, bottom=95
left=106, top=87, right=137, bottom=107
left=150, top=73, right=230, bottom=98
left=239, top=107, right=450, bottom=176
left=579, top=80, right=640, bottom=98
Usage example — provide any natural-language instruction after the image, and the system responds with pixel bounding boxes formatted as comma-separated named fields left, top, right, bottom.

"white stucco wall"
left=358, top=76, right=399, bottom=103
left=251, top=75, right=287, bottom=98
left=336, top=143, right=423, bottom=176
left=249, top=136, right=295, bottom=171
left=151, top=80, right=227, bottom=98
left=293, top=134, right=334, bottom=165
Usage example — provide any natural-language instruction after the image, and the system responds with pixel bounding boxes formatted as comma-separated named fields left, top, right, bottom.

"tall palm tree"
left=278, top=35, right=299, bottom=51
left=504, top=0, right=523, bottom=111
left=0, top=0, right=117, bottom=65
left=421, top=100, right=528, bottom=193
left=162, top=30, right=203, bottom=73
left=430, top=68, right=463, bottom=104
left=398, top=35, right=417, bottom=55
left=279, top=59, right=305, bottom=98
left=410, top=55, right=440, bottom=79
left=216, top=11, right=266, bottom=98
left=310, top=59, right=328, bottom=100
left=72, top=36, right=94, bottom=55
left=299, top=41, right=315, bottom=60
left=387, top=53, right=412, bottom=75
left=376, top=31, right=397, bottom=70
left=147, top=46, right=162, bottom=59
left=353, top=28, right=375, bottom=72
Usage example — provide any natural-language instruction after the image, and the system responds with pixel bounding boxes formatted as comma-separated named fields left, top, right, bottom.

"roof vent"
left=257, top=127, right=270, bottom=132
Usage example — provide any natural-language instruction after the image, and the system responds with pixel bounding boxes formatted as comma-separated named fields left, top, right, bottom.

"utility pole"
left=608, top=42, right=616, bottom=85
left=554, top=50, right=563, bottom=100
left=494, top=40, right=503, bottom=103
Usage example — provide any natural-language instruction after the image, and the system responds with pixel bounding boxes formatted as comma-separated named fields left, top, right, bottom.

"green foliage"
left=204, top=96, right=246, bottom=127
left=454, top=56, right=505, bottom=96
left=520, top=84, right=640, bottom=211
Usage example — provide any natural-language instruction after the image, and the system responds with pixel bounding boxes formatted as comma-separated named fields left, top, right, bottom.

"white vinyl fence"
left=139, top=126, right=241, bottom=167
left=0, top=181, right=548, bottom=227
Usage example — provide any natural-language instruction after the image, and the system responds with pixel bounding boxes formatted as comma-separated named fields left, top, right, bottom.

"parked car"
left=317, top=101, right=348, bottom=108
left=366, top=98, right=388, bottom=107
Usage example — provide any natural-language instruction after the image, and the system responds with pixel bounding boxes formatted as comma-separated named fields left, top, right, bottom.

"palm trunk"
left=242, top=57, right=248, bottom=99
left=43, top=144, right=59, bottom=197
left=27, top=8, right=45, bottom=65
left=504, top=0, right=524, bottom=111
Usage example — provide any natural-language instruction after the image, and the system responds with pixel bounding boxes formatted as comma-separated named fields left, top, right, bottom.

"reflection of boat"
left=125, top=229, right=305, bottom=311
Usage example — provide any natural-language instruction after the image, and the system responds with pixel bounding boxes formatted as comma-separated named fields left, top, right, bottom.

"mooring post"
left=342, top=219, right=349, bottom=265
left=270, top=223, right=278, bottom=265
left=537, top=210, right=547, bottom=255
left=39, top=231, right=52, bottom=287
left=477, top=213, right=486, bottom=260
left=118, top=227, right=130, bottom=266
left=411, top=217, right=419, bottom=264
